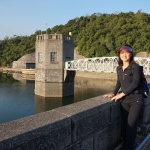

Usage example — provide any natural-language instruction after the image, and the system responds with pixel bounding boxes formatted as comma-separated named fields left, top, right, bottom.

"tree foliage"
left=0, top=11, right=150, bottom=66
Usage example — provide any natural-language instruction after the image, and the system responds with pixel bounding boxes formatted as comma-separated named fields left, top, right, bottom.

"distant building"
left=12, top=52, right=35, bottom=69
left=35, top=34, right=75, bottom=97
left=11, top=47, right=84, bottom=69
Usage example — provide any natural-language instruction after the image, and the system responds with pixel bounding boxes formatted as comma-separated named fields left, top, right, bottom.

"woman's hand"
left=103, top=93, right=115, bottom=98
left=111, top=92, right=125, bottom=102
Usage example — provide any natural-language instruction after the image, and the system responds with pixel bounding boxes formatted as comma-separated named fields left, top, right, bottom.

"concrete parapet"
left=142, top=105, right=150, bottom=124
left=55, top=97, right=112, bottom=142
left=0, top=96, right=122, bottom=150
left=139, top=94, right=150, bottom=124
left=0, top=110, right=71, bottom=150
left=94, top=119, right=122, bottom=150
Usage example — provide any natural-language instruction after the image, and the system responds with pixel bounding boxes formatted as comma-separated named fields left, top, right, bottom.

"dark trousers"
left=121, top=95, right=143, bottom=150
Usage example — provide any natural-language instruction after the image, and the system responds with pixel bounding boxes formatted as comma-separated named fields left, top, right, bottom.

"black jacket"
left=113, top=62, right=141, bottom=96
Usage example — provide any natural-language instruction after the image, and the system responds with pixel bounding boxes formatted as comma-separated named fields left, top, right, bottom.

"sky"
left=0, top=0, right=150, bottom=40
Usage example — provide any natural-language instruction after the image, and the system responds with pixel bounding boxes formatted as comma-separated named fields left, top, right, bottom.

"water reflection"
left=0, top=73, right=116, bottom=124
left=74, top=77, right=115, bottom=102
left=0, top=73, right=19, bottom=83
left=34, top=76, right=116, bottom=113
left=0, top=74, right=35, bottom=124
left=35, top=95, right=74, bottom=113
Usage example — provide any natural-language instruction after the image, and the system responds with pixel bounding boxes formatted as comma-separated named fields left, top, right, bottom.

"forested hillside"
left=0, top=11, right=150, bottom=66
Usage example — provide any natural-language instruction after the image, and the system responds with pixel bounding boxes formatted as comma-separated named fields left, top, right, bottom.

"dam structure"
left=1, top=93, right=150, bottom=150
left=35, top=34, right=75, bottom=97
left=1, top=34, right=150, bottom=149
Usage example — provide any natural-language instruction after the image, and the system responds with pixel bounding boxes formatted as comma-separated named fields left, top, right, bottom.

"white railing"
left=65, top=57, right=150, bottom=75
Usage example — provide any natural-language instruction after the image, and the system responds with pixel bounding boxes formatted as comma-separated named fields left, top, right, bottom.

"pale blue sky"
left=0, top=0, right=149, bottom=40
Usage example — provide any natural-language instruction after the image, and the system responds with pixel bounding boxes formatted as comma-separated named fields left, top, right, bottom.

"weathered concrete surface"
left=76, top=71, right=117, bottom=80
left=94, top=119, right=122, bottom=150
left=35, top=34, right=74, bottom=97
left=55, top=97, right=113, bottom=142
left=0, top=96, right=122, bottom=150
left=140, top=104, right=150, bottom=124
left=139, top=94, right=150, bottom=124
left=110, top=101, right=121, bottom=121
left=35, top=82, right=74, bottom=97
left=64, top=135, right=93, bottom=150
left=0, top=110, right=71, bottom=150
left=12, top=52, right=35, bottom=69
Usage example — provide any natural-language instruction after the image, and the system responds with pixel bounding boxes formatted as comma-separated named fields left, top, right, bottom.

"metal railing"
left=65, top=57, right=150, bottom=75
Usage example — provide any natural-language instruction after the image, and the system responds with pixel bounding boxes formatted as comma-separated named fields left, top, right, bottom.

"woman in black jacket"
left=103, top=45, right=144, bottom=150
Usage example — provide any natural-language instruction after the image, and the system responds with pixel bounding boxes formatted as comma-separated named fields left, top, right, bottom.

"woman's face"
left=119, top=49, right=132, bottom=62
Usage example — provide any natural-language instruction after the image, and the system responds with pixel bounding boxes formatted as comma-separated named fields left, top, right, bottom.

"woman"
left=103, top=45, right=144, bottom=150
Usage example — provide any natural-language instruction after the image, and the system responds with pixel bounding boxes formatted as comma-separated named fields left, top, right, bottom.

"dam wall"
left=0, top=72, right=150, bottom=149
left=0, top=96, right=122, bottom=150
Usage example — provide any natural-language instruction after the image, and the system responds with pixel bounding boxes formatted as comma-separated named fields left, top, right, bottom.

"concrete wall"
left=0, top=96, right=122, bottom=150
left=35, top=34, right=74, bottom=97
left=34, top=82, right=74, bottom=97
left=35, top=70, right=75, bottom=97
left=35, top=34, right=74, bottom=82
left=12, top=52, right=35, bottom=69
left=139, top=97, right=150, bottom=124
left=1, top=93, right=150, bottom=150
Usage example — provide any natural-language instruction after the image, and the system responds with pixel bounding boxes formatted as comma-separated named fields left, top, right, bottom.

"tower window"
left=38, top=52, right=42, bottom=62
left=38, top=36, right=43, bottom=40
left=50, top=52, right=57, bottom=62
left=49, top=35, right=52, bottom=39
left=56, top=35, right=60, bottom=39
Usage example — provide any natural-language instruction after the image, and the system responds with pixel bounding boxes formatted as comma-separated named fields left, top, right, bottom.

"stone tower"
left=35, top=34, right=75, bottom=97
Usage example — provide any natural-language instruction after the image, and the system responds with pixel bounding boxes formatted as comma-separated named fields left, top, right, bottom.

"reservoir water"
left=0, top=73, right=116, bottom=124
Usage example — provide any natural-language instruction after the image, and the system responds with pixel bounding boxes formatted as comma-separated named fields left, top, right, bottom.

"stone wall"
left=0, top=96, right=122, bottom=150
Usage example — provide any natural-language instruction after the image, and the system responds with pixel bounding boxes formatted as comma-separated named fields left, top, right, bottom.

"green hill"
left=0, top=11, right=150, bottom=66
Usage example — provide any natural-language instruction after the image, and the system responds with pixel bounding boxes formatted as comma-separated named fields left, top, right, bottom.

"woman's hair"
left=118, top=44, right=134, bottom=66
